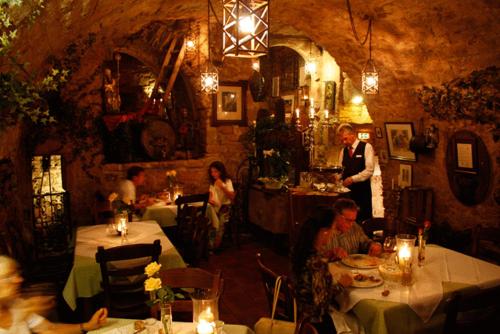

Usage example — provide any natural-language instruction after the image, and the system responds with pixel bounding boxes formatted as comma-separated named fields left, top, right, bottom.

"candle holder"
left=192, top=290, right=219, bottom=334
left=396, top=234, right=416, bottom=286
left=172, top=185, right=184, bottom=202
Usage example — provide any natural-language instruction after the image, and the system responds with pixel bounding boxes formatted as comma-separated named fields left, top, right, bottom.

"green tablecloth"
left=89, top=318, right=254, bottom=334
left=62, top=221, right=186, bottom=310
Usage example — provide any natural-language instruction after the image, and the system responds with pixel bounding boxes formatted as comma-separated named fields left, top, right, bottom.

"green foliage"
left=416, top=66, right=500, bottom=141
left=0, top=0, right=67, bottom=130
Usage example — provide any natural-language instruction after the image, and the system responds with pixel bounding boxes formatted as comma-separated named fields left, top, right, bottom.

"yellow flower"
left=144, top=261, right=162, bottom=277
left=107, top=192, right=118, bottom=202
left=171, top=170, right=177, bottom=177
left=144, top=277, right=162, bottom=291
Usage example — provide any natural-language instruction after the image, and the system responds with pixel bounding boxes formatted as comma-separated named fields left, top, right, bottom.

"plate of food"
left=351, top=272, right=384, bottom=288
left=341, top=254, right=384, bottom=269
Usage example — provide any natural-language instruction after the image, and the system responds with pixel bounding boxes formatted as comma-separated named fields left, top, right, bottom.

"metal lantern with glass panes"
left=31, top=155, right=70, bottom=256
left=362, top=59, right=379, bottom=95
left=222, top=0, right=269, bottom=58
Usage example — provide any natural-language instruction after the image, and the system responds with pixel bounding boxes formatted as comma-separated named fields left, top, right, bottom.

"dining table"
left=62, top=220, right=186, bottom=311
left=88, top=318, right=255, bottom=334
left=142, top=201, right=220, bottom=229
left=330, top=245, right=500, bottom=334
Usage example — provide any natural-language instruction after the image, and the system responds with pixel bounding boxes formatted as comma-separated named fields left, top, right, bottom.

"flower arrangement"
left=165, top=170, right=177, bottom=189
left=143, top=261, right=183, bottom=306
left=418, top=220, right=432, bottom=240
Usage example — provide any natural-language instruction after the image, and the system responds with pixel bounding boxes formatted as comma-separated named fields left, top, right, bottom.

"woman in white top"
left=0, top=256, right=107, bottom=334
left=208, top=161, right=235, bottom=249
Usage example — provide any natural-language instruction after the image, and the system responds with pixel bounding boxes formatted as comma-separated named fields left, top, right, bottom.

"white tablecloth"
left=143, top=203, right=220, bottom=228
left=89, top=318, right=254, bottom=334
left=62, top=221, right=186, bottom=310
left=331, top=245, right=500, bottom=323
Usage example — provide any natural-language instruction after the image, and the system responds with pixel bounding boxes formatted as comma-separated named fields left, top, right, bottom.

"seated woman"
left=207, top=161, right=235, bottom=249
left=291, top=207, right=353, bottom=332
left=0, top=255, right=107, bottom=334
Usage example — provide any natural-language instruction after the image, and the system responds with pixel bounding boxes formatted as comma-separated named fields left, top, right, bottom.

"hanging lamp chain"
left=346, top=0, right=372, bottom=47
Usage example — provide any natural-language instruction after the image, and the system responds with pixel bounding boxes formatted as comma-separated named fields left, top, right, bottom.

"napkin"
left=330, top=309, right=365, bottom=334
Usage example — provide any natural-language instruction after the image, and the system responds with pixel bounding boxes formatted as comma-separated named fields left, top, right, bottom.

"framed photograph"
left=375, top=127, right=383, bottom=138
left=282, top=95, right=295, bottom=116
left=399, top=164, right=412, bottom=188
left=384, top=122, right=417, bottom=161
left=324, top=81, right=336, bottom=111
left=272, top=76, right=280, bottom=97
left=212, top=81, right=248, bottom=126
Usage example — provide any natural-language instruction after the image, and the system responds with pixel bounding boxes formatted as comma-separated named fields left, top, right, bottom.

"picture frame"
left=212, top=81, right=248, bottom=126
left=272, top=76, right=280, bottom=97
left=324, top=81, right=336, bottom=111
left=384, top=122, right=417, bottom=161
left=375, top=127, right=383, bottom=138
left=399, top=163, right=412, bottom=188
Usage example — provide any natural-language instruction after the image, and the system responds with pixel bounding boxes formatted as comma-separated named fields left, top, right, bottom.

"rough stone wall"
left=1, top=0, right=499, bottom=230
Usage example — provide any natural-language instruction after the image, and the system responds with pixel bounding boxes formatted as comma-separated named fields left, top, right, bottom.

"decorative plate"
left=341, top=254, right=384, bottom=269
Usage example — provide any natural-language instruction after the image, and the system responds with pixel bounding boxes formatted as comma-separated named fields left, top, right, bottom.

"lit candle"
left=310, top=98, right=314, bottom=106
left=324, top=109, right=329, bottom=119
left=309, top=107, right=315, bottom=119
left=196, top=319, right=214, bottom=334
left=295, top=108, right=300, bottom=119
left=199, top=307, right=214, bottom=323
left=398, top=244, right=411, bottom=267
left=117, top=218, right=127, bottom=232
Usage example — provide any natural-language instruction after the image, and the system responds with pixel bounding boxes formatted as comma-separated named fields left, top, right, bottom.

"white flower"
left=144, top=261, right=162, bottom=277
left=144, top=277, right=162, bottom=291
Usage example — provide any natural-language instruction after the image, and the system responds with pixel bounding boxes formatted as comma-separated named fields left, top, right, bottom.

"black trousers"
left=348, top=180, right=372, bottom=223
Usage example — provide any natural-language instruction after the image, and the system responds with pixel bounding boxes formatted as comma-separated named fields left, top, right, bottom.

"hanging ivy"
left=416, top=66, right=499, bottom=141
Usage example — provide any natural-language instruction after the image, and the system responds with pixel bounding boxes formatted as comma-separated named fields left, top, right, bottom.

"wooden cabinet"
left=248, top=186, right=289, bottom=234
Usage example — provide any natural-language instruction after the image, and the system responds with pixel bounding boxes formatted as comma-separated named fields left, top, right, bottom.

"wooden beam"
left=151, top=34, right=179, bottom=97
left=163, top=36, right=187, bottom=101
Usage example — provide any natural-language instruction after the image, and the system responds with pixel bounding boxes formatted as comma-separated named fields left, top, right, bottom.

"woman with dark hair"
left=291, top=207, right=353, bottom=331
left=208, top=161, right=235, bottom=249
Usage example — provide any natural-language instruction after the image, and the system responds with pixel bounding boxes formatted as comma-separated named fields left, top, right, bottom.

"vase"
left=418, top=236, right=426, bottom=267
left=160, top=303, right=173, bottom=334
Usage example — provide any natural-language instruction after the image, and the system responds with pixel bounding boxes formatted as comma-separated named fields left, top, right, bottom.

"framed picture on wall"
left=385, top=122, right=417, bottom=161
left=282, top=95, right=295, bottom=115
left=399, top=163, right=412, bottom=188
left=324, top=81, right=336, bottom=111
left=212, top=81, right=248, bottom=126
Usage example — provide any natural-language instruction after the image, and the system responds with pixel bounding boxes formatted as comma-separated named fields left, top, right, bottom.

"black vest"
left=342, top=141, right=367, bottom=179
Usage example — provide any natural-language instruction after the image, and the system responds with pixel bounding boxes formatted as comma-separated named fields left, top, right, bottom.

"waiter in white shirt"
left=337, top=123, right=374, bottom=223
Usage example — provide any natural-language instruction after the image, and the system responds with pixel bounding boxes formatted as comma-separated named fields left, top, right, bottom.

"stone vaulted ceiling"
left=11, top=0, right=500, bottom=116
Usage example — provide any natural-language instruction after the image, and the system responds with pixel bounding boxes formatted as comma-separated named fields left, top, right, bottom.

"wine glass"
left=383, top=236, right=397, bottom=264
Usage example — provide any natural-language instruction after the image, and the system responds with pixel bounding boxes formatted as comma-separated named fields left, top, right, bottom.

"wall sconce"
left=304, top=41, right=317, bottom=76
left=185, top=21, right=198, bottom=53
left=425, top=124, right=439, bottom=149
left=222, top=0, right=269, bottom=58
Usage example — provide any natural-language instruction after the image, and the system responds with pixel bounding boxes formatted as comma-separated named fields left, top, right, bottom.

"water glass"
left=161, top=303, right=173, bottom=334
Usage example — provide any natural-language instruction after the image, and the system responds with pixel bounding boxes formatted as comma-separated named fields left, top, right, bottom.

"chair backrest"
left=443, top=286, right=500, bottom=334
left=175, top=193, right=210, bottom=266
left=256, top=253, right=295, bottom=322
left=95, top=239, right=162, bottom=319
left=471, top=224, right=500, bottom=264
left=295, top=318, right=319, bottom=334
left=153, top=268, right=223, bottom=319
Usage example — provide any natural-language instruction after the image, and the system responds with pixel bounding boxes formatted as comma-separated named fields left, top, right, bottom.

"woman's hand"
left=84, top=307, right=108, bottom=331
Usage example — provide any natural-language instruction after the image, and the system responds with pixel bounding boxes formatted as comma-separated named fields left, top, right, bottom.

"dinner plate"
left=351, top=273, right=384, bottom=288
left=341, top=254, right=384, bottom=269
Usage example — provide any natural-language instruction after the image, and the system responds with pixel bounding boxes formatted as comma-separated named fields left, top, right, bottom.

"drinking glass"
left=383, top=236, right=396, bottom=253
left=160, top=303, right=173, bottom=334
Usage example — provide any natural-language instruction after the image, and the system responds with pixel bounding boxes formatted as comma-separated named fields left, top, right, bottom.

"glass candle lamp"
left=396, top=234, right=416, bottom=285
left=193, top=291, right=219, bottom=334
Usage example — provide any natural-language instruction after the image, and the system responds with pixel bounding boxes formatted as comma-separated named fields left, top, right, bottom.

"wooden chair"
left=94, top=191, right=114, bottom=225
left=175, top=193, right=210, bottom=266
left=443, top=286, right=500, bottom=334
left=295, top=317, right=320, bottom=334
left=256, top=253, right=295, bottom=322
left=471, top=224, right=500, bottom=264
left=152, top=267, right=223, bottom=321
left=95, top=239, right=161, bottom=319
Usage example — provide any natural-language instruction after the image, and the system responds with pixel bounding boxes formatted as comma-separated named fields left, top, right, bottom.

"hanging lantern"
left=185, top=21, right=198, bottom=53
left=304, top=58, right=317, bottom=76
left=222, top=0, right=269, bottom=58
left=201, top=68, right=219, bottom=94
left=362, top=58, right=378, bottom=94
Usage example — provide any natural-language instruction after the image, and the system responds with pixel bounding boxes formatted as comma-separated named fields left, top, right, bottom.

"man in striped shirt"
left=318, top=199, right=382, bottom=260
